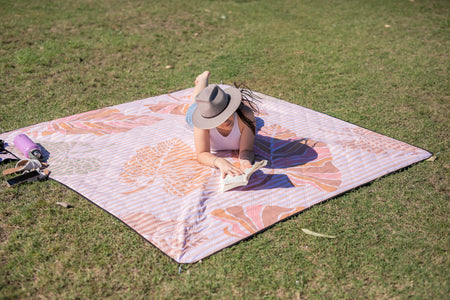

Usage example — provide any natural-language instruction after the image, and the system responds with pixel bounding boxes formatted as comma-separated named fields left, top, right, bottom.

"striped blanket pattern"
left=0, top=87, right=431, bottom=263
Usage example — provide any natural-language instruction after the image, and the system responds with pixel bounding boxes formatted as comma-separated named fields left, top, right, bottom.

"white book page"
left=221, top=160, right=267, bottom=191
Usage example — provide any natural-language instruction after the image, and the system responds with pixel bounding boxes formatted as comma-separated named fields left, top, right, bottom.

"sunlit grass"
left=1, top=0, right=448, bottom=298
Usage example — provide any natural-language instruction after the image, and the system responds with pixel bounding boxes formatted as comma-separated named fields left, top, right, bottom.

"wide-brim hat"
left=192, top=85, right=242, bottom=129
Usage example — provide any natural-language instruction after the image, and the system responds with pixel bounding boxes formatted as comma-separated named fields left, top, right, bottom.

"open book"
left=221, top=160, right=268, bottom=192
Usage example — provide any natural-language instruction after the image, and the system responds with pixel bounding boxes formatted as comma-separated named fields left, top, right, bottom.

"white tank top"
left=210, top=113, right=242, bottom=151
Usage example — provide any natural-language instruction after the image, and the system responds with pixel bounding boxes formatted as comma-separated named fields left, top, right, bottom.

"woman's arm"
left=194, top=127, right=244, bottom=178
left=238, top=106, right=256, bottom=170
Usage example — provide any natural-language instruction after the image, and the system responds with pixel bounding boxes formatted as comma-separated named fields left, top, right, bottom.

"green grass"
left=1, top=0, right=448, bottom=298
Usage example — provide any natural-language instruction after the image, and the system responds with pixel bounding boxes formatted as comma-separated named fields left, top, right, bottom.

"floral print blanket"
left=0, top=87, right=431, bottom=263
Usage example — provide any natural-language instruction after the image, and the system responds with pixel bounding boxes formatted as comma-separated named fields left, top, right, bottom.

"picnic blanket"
left=0, top=86, right=431, bottom=263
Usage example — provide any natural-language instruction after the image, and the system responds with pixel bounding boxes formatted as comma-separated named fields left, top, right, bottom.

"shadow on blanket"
left=213, top=118, right=320, bottom=191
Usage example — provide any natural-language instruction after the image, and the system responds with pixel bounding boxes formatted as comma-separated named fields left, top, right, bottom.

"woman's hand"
left=215, top=157, right=244, bottom=178
left=239, top=159, right=253, bottom=171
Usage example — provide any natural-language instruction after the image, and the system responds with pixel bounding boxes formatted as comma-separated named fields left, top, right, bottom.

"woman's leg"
left=191, top=71, right=210, bottom=102
left=186, top=71, right=210, bottom=127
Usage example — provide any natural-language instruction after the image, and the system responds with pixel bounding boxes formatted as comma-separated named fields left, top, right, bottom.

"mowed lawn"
left=0, top=0, right=448, bottom=298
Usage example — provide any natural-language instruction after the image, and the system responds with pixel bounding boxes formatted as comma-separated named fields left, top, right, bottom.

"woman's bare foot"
left=192, top=71, right=210, bottom=101
left=195, top=71, right=210, bottom=87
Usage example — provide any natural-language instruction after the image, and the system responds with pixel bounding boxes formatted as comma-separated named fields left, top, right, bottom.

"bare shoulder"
left=194, top=126, right=210, bottom=136
left=237, top=105, right=256, bottom=133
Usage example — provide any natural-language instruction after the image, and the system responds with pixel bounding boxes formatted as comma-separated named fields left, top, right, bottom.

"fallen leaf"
left=302, top=228, right=336, bottom=238
left=426, top=151, right=440, bottom=162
